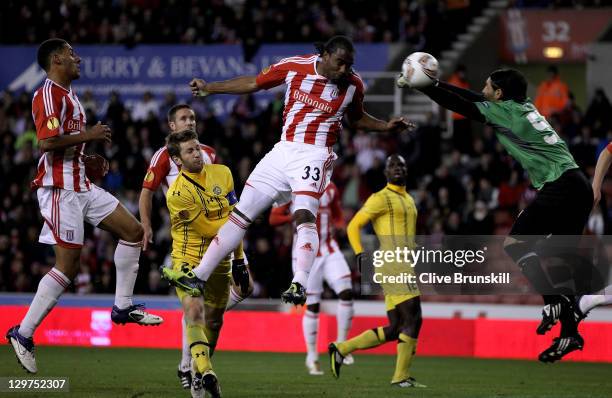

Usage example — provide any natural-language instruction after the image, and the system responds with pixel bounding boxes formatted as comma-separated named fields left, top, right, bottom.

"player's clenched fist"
left=88, top=121, right=112, bottom=143
left=189, top=78, right=209, bottom=97
left=386, top=117, right=416, bottom=133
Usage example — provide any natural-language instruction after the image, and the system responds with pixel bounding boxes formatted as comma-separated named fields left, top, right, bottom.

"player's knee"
left=293, top=209, right=316, bottom=225
left=123, top=221, right=144, bottom=243
left=183, top=300, right=204, bottom=323
left=292, top=194, right=319, bottom=223
left=185, top=308, right=203, bottom=324
left=306, top=303, right=320, bottom=313
left=401, top=309, right=422, bottom=338
left=54, top=250, right=81, bottom=280
left=338, top=289, right=352, bottom=301
left=384, top=326, right=399, bottom=341
left=57, top=262, right=79, bottom=281
left=400, top=319, right=417, bottom=337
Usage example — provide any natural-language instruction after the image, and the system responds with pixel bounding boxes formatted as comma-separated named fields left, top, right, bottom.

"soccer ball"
left=400, top=52, right=439, bottom=88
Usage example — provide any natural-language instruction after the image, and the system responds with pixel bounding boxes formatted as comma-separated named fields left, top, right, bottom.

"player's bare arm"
left=350, top=112, right=414, bottom=133
left=138, top=188, right=155, bottom=251
left=189, top=76, right=260, bottom=97
left=592, top=147, right=612, bottom=207
left=38, top=121, right=112, bottom=152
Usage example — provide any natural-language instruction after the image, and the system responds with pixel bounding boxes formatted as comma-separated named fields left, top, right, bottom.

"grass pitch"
left=1, top=346, right=611, bottom=397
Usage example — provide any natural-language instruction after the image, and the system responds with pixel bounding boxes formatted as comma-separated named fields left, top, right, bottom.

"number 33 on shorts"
left=302, top=166, right=321, bottom=181
left=292, top=152, right=335, bottom=197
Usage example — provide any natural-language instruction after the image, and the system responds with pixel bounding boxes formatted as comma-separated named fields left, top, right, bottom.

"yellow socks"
left=337, top=327, right=386, bottom=356
left=391, top=333, right=417, bottom=383
left=187, top=323, right=212, bottom=374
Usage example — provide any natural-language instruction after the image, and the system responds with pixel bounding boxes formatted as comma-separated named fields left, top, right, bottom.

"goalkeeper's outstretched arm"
left=437, top=81, right=485, bottom=102
left=419, top=83, right=485, bottom=123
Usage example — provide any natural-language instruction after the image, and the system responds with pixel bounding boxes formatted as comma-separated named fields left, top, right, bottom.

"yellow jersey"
left=347, top=183, right=419, bottom=301
left=166, top=164, right=238, bottom=267
left=348, top=183, right=417, bottom=253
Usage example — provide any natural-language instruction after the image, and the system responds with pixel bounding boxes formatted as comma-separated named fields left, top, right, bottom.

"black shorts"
left=510, top=168, right=593, bottom=236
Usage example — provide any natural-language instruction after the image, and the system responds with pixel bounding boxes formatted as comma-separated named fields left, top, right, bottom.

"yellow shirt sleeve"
left=347, top=209, right=372, bottom=255
left=348, top=193, right=383, bottom=255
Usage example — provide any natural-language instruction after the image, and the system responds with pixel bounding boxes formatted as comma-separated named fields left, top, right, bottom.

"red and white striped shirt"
left=31, top=78, right=89, bottom=191
left=142, top=144, right=216, bottom=195
left=270, top=182, right=344, bottom=257
left=256, top=54, right=365, bottom=147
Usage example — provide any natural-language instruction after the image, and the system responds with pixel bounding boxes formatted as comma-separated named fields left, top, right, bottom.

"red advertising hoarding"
left=2, top=305, right=612, bottom=362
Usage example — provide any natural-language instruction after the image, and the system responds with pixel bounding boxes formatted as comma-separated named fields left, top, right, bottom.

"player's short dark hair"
left=489, top=69, right=527, bottom=103
left=315, top=35, right=355, bottom=56
left=166, top=129, right=198, bottom=159
left=167, top=104, right=193, bottom=123
left=37, top=38, right=68, bottom=71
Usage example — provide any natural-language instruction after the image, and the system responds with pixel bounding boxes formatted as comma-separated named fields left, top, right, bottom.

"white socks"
left=114, top=240, right=141, bottom=309
left=293, top=223, right=318, bottom=287
left=303, top=310, right=319, bottom=362
left=179, top=315, right=191, bottom=371
left=579, top=286, right=612, bottom=315
left=19, top=267, right=70, bottom=338
left=336, top=300, right=354, bottom=342
left=193, top=216, right=247, bottom=281
left=226, top=286, right=249, bottom=311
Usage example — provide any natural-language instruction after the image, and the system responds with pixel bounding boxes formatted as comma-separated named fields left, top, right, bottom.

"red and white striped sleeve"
left=606, top=142, right=612, bottom=154
left=255, top=57, right=295, bottom=90
left=200, top=143, right=217, bottom=164
left=142, top=147, right=171, bottom=191
left=32, top=81, right=64, bottom=140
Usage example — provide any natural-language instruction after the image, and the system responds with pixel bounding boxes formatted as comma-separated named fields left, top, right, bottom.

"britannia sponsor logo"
left=292, top=89, right=334, bottom=114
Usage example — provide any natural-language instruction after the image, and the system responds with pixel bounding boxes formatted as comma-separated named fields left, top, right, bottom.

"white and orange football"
left=400, top=52, right=439, bottom=89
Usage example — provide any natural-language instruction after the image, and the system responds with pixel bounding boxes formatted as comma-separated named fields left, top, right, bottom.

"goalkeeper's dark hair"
left=489, top=69, right=527, bottom=103
left=314, top=35, right=355, bottom=56
left=37, top=38, right=69, bottom=71
left=167, top=129, right=198, bottom=159
left=167, top=103, right=193, bottom=123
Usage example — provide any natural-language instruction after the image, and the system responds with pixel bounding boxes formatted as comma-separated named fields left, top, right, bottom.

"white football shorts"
left=37, top=185, right=119, bottom=248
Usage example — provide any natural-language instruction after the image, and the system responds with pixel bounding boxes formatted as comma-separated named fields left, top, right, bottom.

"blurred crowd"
left=511, top=0, right=605, bottom=7
left=0, top=0, right=492, bottom=57
left=1, top=62, right=611, bottom=300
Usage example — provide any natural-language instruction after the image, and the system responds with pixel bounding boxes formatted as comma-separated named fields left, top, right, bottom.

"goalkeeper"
left=398, top=68, right=593, bottom=362
left=160, top=129, right=247, bottom=398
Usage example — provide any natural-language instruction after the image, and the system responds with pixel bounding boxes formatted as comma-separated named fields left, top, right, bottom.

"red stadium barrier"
left=1, top=305, right=611, bottom=362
